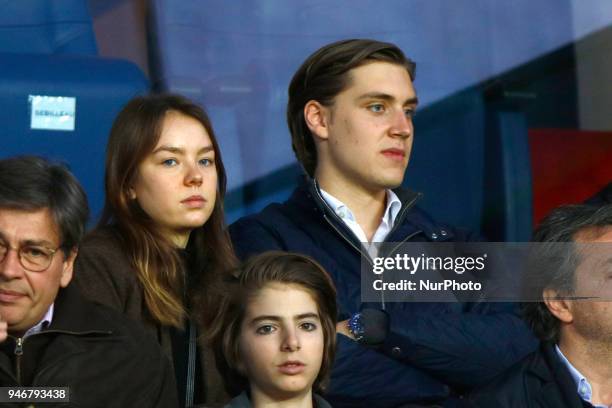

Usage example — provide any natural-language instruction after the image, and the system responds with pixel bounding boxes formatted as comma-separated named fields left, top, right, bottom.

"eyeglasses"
left=0, top=242, right=59, bottom=272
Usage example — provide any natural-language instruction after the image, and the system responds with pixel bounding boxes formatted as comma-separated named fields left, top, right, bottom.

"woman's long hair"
left=100, top=93, right=237, bottom=327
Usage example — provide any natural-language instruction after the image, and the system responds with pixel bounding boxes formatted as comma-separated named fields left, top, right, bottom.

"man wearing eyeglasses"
left=0, top=156, right=178, bottom=407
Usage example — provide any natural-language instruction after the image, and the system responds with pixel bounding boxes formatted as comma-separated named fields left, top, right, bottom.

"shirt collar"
left=319, top=188, right=402, bottom=227
left=23, top=303, right=54, bottom=338
left=555, top=345, right=610, bottom=407
left=319, top=189, right=354, bottom=222
left=383, top=189, right=402, bottom=228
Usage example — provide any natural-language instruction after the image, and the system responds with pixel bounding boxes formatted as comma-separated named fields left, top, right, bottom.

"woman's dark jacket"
left=72, top=226, right=227, bottom=407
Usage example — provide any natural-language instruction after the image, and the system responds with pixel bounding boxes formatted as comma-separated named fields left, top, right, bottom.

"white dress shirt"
left=555, top=345, right=612, bottom=408
left=320, top=188, right=402, bottom=258
left=23, top=303, right=54, bottom=338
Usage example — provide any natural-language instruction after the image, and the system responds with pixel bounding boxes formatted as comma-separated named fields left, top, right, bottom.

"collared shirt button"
left=391, top=346, right=402, bottom=356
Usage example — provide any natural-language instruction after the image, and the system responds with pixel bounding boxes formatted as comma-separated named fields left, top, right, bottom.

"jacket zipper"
left=186, top=320, right=196, bottom=408
left=322, top=214, right=372, bottom=263
left=318, top=185, right=422, bottom=259
left=8, top=329, right=112, bottom=386
left=312, top=184, right=373, bottom=263
left=313, top=184, right=423, bottom=309
left=383, top=192, right=422, bottom=259
left=386, top=229, right=423, bottom=259
left=181, top=253, right=196, bottom=408
left=384, top=192, right=421, bottom=241
left=379, top=229, right=424, bottom=309
left=380, top=198, right=425, bottom=307
left=14, top=337, right=23, bottom=385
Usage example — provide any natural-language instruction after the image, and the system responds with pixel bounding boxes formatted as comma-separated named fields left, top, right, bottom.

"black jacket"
left=224, top=391, right=332, bottom=408
left=467, top=343, right=588, bottom=408
left=73, top=226, right=227, bottom=407
left=0, top=285, right=178, bottom=407
left=230, top=178, right=537, bottom=408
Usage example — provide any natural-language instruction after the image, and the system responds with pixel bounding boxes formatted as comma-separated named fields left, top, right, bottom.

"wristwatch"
left=347, top=309, right=389, bottom=345
left=347, top=312, right=365, bottom=342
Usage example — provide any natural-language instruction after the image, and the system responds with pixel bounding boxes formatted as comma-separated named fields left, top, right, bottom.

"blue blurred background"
left=1, top=0, right=611, bottom=241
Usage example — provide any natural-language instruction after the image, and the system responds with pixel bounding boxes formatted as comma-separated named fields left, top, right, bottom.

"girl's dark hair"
left=98, top=93, right=237, bottom=327
left=208, top=251, right=338, bottom=395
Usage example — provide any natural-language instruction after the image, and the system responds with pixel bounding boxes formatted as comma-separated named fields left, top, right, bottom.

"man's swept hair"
left=523, top=204, right=612, bottom=342
left=287, top=38, right=416, bottom=177
left=0, top=155, right=89, bottom=253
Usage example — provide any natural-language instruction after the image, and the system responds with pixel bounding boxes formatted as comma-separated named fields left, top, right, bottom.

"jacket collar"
left=291, top=176, right=421, bottom=219
left=226, top=391, right=332, bottom=408
left=300, top=176, right=421, bottom=209
left=47, top=285, right=114, bottom=335
left=291, top=177, right=453, bottom=243
left=526, top=342, right=587, bottom=408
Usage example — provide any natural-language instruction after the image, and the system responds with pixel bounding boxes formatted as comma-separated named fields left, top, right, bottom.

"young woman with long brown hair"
left=73, top=93, right=237, bottom=407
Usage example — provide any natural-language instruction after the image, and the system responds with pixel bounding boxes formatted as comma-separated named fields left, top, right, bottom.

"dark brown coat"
left=73, top=226, right=227, bottom=407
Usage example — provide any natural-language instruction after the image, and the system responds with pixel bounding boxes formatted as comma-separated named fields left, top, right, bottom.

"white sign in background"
left=29, top=95, right=76, bottom=131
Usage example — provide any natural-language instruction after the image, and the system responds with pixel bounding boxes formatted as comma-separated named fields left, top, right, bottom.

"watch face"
left=348, top=313, right=365, bottom=341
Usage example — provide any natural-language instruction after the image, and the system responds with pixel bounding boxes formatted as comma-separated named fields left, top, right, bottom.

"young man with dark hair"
left=469, top=204, right=612, bottom=407
left=0, top=156, right=178, bottom=407
left=230, top=39, right=536, bottom=406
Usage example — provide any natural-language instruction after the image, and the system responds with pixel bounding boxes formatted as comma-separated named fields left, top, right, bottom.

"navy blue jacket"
left=467, top=343, right=586, bottom=408
left=230, top=178, right=537, bottom=407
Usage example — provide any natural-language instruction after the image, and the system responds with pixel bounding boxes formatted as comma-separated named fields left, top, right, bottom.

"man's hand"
left=336, top=319, right=355, bottom=340
left=337, top=310, right=390, bottom=345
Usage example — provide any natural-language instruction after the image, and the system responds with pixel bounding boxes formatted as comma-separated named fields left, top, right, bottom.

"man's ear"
left=304, top=100, right=330, bottom=141
left=543, top=288, right=574, bottom=324
left=60, top=248, right=77, bottom=288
